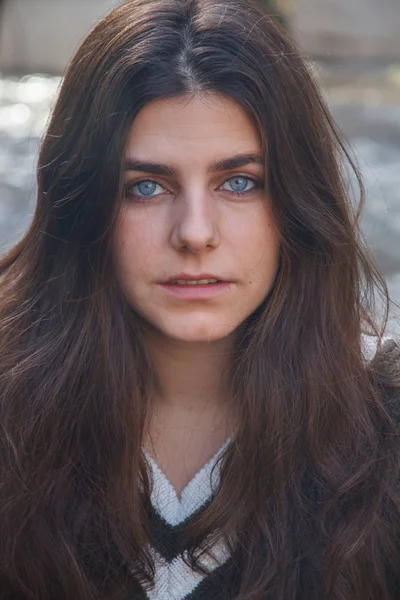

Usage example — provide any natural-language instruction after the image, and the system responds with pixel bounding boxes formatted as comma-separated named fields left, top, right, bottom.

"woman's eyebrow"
left=123, top=153, right=264, bottom=176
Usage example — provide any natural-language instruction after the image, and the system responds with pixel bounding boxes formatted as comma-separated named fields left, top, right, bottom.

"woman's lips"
left=158, top=280, right=233, bottom=300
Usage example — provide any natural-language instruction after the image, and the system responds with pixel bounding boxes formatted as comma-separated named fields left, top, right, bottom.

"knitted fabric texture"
left=133, top=440, right=233, bottom=600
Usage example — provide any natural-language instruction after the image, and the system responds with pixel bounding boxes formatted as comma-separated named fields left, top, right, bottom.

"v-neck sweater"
left=132, top=334, right=398, bottom=600
left=140, top=439, right=232, bottom=600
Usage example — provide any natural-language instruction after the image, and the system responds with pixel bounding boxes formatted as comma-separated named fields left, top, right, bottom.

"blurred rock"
left=293, top=0, right=400, bottom=60
left=0, top=0, right=120, bottom=74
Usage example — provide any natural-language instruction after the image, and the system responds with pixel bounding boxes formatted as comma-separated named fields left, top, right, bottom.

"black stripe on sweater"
left=148, top=498, right=214, bottom=562
left=184, top=558, right=237, bottom=600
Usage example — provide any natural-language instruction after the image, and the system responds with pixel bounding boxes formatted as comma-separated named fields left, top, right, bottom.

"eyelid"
left=223, top=174, right=260, bottom=185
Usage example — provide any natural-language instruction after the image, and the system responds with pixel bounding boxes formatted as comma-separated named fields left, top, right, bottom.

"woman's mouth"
left=159, top=276, right=232, bottom=299
left=170, top=278, right=219, bottom=285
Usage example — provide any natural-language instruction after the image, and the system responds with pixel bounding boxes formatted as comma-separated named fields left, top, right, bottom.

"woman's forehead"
left=125, top=93, right=263, bottom=169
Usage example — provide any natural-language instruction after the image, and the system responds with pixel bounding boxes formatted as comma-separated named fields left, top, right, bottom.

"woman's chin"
left=157, top=320, right=237, bottom=345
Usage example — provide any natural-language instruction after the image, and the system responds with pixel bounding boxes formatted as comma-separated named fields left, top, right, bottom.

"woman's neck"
left=142, top=328, right=236, bottom=495
left=144, top=327, right=234, bottom=412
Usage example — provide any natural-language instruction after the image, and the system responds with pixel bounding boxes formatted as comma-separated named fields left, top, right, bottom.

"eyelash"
left=124, top=175, right=261, bottom=202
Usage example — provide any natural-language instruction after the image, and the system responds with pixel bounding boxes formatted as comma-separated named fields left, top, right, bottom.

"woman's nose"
left=170, top=189, right=220, bottom=254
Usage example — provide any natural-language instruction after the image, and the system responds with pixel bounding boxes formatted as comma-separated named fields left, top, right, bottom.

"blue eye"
left=127, top=180, right=163, bottom=198
left=124, top=179, right=166, bottom=201
left=222, top=176, right=258, bottom=195
left=138, top=180, right=157, bottom=195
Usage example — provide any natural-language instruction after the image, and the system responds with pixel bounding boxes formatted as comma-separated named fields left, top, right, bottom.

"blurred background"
left=0, top=0, right=399, bottom=332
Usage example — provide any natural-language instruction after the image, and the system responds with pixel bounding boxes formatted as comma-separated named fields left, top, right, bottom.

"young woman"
left=1, top=0, right=399, bottom=599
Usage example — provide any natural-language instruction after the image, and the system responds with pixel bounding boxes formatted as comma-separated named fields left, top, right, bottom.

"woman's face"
left=113, top=93, right=280, bottom=343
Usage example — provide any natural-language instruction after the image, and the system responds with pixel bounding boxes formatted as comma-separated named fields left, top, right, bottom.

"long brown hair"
left=1, top=1, right=400, bottom=598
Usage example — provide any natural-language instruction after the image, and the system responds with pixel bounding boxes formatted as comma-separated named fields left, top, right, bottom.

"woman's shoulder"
left=362, top=332, right=400, bottom=366
left=362, top=332, right=400, bottom=422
